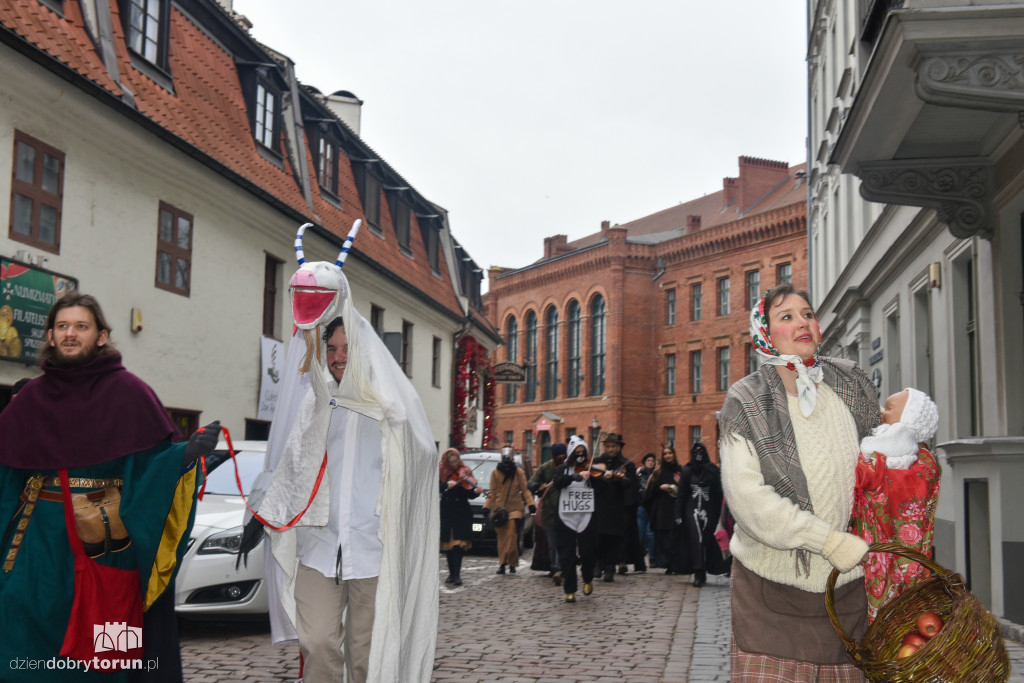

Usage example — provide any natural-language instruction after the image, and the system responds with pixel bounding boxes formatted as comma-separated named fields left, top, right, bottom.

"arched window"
left=525, top=311, right=538, bottom=402
left=567, top=300, right=581, bottom=398
left=505, top=316, right=518, bottom=404
left=544, top=306, right=559, bottom=401
left=589, top=295, right=606, bottom=396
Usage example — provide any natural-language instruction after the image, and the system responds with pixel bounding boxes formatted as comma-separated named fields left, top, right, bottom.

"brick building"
left=485, top=157, right=807, bottom=466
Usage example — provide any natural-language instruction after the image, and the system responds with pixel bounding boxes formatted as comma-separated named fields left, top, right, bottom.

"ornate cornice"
left=857, top=159, right=993, bottom=239
left=916, top=50, right=1024, bottom=112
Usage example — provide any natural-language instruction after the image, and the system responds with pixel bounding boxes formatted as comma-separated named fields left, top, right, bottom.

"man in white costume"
left=242, top=222, right=439, bottom=683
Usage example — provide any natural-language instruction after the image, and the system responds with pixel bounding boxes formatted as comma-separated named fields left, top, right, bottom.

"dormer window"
left=255, top=83, right=276, bottom=149
left=352, top=162, right=382, bottom=232
left=317, top=137, right=336, bottom=192
left=418, top=216, right=440, bottom=273
left=122, top=0, right=170, bottom=71
left=389, top=193, right=410, bottom=253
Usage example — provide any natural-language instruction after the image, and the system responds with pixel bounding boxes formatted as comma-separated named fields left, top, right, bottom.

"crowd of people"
left=439, top=432, right=734, bottom=604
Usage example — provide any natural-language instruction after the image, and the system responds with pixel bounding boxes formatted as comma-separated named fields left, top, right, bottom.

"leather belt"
left=2, top=475, right=123, bottom=571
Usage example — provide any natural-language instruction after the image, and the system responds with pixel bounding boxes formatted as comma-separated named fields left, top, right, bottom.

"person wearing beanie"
left=852, top=387, right=941, bottom=622
left=529, top=442, right=568, bottom=582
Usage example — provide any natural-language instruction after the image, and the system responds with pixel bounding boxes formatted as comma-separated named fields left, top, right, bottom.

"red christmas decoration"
left=453, top=336, right=495, bottom=449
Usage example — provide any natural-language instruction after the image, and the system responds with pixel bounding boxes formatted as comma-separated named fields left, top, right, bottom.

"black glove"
left=183, top=420, right=220, bottom=469
left=528, top=505, right=536, bottom=515
left=235, top=515, right=265, bottom=570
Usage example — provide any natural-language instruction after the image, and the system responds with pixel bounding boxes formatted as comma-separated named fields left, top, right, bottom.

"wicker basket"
left=825, top=542, right=1009, bottom=682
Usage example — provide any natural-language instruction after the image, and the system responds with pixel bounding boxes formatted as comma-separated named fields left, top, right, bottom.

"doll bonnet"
left=900, top=387, right=939, bottom=443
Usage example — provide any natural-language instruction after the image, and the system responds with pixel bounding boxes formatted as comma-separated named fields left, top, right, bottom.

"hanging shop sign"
left=492, top=361, right=526, bottom=383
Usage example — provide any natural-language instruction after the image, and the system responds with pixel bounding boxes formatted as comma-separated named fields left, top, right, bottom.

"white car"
left=174, top=441, right=268, bottom=618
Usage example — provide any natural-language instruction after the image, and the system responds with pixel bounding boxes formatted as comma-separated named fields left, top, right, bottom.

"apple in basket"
left=916, top=612, right=944, bottom=639
left=901, top=632, right=928, bottom=649
left=896, top=643, right=920, bottom=659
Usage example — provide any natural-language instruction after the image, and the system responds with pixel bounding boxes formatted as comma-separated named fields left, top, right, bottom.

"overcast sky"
left=234, top=1, right=809, bottom=279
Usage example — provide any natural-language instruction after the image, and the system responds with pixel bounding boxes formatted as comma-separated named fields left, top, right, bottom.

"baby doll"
left=851, top=387, right=941, bottom=622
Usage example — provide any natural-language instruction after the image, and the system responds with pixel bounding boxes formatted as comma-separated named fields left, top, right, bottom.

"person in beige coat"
left=483, top=448, right=535, bottom=574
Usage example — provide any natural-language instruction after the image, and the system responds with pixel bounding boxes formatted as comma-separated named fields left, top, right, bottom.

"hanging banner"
left=0, top=257, right=77, bottom=365
left=257, top=335, right=285, bottom=420
left=492, top=361, right=526, bottom=383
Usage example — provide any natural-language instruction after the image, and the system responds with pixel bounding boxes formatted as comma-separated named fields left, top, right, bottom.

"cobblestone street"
left=180, top=549, right=1024, bottom=682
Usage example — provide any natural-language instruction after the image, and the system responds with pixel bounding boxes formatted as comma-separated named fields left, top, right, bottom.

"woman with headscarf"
left=483, top=446, right=535, bottom=575
left=642, top=445, right=684, bottom=573
left=549, top=435, right=599, bottom=603
left=439, top=448, right=481, bottom=586
left=719, top=283, right=879, bottom=681
left=675, top=442, right=727, bottom=587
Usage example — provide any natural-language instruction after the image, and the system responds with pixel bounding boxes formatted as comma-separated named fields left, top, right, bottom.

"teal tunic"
left=0, top=441, right=199, bottom=682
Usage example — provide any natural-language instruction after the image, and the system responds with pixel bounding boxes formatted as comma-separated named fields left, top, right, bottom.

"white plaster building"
left=0, top=0, right=499, bottom=448
left=808, top=0, right=1024, bottom=624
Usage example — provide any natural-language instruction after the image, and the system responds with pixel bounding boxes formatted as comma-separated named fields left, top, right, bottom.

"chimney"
left=324, top=90, right=363, bottom=136
left=600, top=220, right=610, bottom=232
left=686, top=215, right=701, bottom=232
left=737, top=156, right=789, bottom=211
left=723, top=177, right=739, bottom=208
left=543, top=234, right=569, bottom=260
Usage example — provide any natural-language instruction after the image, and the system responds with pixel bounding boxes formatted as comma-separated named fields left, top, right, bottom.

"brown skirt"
left=731, top=559, right=867, bottom=665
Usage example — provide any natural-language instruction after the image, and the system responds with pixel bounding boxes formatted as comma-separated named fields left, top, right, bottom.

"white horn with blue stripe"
left=335, top=219, right=362, bottom=268
left=294, top=222, right=313, bottom=265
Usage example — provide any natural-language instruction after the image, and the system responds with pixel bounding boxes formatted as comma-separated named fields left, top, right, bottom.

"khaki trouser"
left=294, top=563, right=377, bottom=683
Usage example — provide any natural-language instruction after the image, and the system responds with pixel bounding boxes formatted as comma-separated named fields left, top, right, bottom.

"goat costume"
left=246, top=222, right=439, bottom=682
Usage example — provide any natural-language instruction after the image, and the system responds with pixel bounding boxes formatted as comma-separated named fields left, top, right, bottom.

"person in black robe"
left=675, top=441, right=728, bottom=587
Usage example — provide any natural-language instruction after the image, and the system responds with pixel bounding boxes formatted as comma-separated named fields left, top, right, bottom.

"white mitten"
left=822, top=530, right=869, bottom=573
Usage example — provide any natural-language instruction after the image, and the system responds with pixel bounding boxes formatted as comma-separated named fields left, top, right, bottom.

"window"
left=690, top=350, right=702, bottom=393
left=10, top=131, right=64, bottom=252
left=590, top=295, right=606, bottom=396
left=401, top=320, right=413, bottom=377
left=419, top=218, right=440, bottom=272
left=504, top=431, right=514, bottom=446
left=524, top=431, right=534, bottom=464
left=355, top=165, right=382, bottom=229
left=525, top=311, right=537, bottom=402
left=125, top=0, right=167, bottom=68
left=690, top=425, right=702, bottom=445
left=432, top=336, right=442, bottom=388
left=718, top=346, right=730, bottom=391
left=155, top=202, right=193, bottom=296
left=912, top=284, right=933, bottom=396
left=544, top=306, right=559, bottom=401
left=777, top=262, right=792, bottom=285
left=315, top=134, right=338, bottom=196
left=505, top=317, right=518, bottom=404
left=254, top=83, right=277, bottom=149
left=747, top=345, right=759, bottom=374
left=567, top=300, right=581, bottom=398
left=390, top=194, right=411, bottom=252
left=885, top=304, right=901, bottom=395
left=666, top=289, right=676, bottom=325
left=262, top=254, right=282, bottom=338
left=691, top=283, right=702, bottom=321
left=951, top=250, right=978, bottom=435
left=666, top=353, right=676, bottom=395
left=664, top=426, right=675, bottom=448
left=746, top=270, right=760, bottom=311
left=717, top=276, right=730, bottom=316
left=371, top=305, right=384, bottom=336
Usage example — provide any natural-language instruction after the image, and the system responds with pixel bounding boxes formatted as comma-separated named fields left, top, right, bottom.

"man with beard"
left=0, top=292, right=216, bottom=682
left=589, top=432, right=637, bottom=582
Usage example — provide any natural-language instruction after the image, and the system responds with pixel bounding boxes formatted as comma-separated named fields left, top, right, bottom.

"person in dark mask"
left=483, top=446, right=534, bottom=575
left=676, top=441, right=727, bottom=587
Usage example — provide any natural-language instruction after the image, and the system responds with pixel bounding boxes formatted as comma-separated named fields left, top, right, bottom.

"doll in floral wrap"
left=851, top=387, right=941, bottom=622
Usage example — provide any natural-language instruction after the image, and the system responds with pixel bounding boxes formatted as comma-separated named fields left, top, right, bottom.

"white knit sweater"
left=721, top=383, right=864, bottom=592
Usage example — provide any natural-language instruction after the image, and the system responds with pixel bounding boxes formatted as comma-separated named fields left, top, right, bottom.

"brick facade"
left=485, top=158, right=807, bottom=467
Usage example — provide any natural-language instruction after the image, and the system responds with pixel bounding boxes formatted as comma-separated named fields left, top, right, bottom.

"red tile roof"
left=0, top=0, right=474, bottom=323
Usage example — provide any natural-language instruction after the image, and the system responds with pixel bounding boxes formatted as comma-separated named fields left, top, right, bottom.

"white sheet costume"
left=247, top=223, right=439, bottom=682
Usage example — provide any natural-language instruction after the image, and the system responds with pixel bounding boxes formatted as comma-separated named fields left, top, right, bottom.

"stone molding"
left=857, top=159, right=993, bottom=239
left=916, top=50, right=1024, bottom=112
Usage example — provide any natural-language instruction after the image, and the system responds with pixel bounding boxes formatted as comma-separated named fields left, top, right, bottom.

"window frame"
left=691, top=282, right=702, bottom=321
left=389, top=192, right=411, bottom=253
left=590, top=295, right=606, bottom=396
left=354, top=164, right=382, bottom=232
left=431, top=336, right=442, bottom=388
left=777, top=262, right=792, bottom=285
left=717, top=276, right=731, bottom=316
left=718, top=346, right=730, bottom=391
left=544, top=306, right=559, bottom=401
left=9, top=130, right=64, bottom=253
left=122, top=0, right=171, bottom=72
left=666, top=288, right=676, bottom=326
left=666, top=353, right=676, bottom=396
left=505, top=316, right=519, bottom=404
left=525, top=311, right=538, bottom=402
left=262, top=253, right=283, bottom=339
left=254, top=80, right=278, bottom=151
left=314, top=129, right=339, bottom=198
left=746, top=270, right=760, bottom=311
left=154, top=201, right=194, bottom=297
left=690, top=349, right=702, bottom=394
left=567, top=300, right=581, bottom=398
left=401, top=320, right=413, bottom=377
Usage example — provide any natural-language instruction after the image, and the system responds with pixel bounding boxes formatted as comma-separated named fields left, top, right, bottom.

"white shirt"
left=295, top=402, right=383, bottom=580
